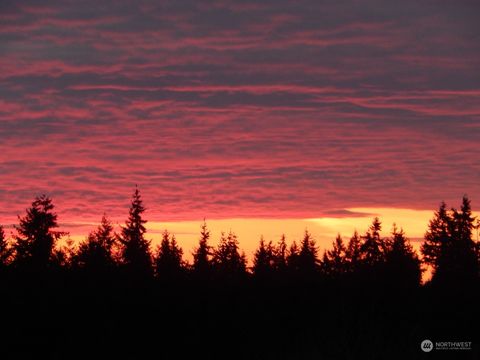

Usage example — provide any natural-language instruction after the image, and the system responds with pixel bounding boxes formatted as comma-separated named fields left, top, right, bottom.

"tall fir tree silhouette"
left=422, top=197, right=479, bottom=285
left=286, top=240, right=300, bottom=272
left=0, top=225, right=12, bottom=267
left=475, top=218, right=480, bottom=259
left=76, top=214, right=116, bottom=272
left=154, top=230, right=184, bottom=279
left=322, top=234, right=347, bottom=276
left=297, top=230, right=319, bottom=275
left=345, top=230, right=362, bottom=272
left=252, top=236, right=275, bottom=278
left=360, top=217, right=386, bottom=267
left=192, top=220, right=212, bottom=277
left=384, top=224, right=421, bottom=287
left=212, top=230, right=246, bottom=278
left=13, top=195, right=65, bottom=270
left=273, top=234, right=288, bottom=273
left=421, top=201, right=449, bottom=270
left=119, top=187, right=152, bottom=277
left=450, top=196, right=478, bottom=282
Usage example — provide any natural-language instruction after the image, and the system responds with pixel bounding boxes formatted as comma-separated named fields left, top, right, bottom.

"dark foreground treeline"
left=0, top=189, right=479, bottom=359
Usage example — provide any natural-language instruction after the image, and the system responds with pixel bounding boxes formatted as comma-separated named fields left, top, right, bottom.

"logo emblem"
left=421, top=340, right=433, bottom=352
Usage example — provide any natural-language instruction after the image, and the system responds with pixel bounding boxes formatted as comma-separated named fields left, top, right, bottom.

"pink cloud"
left=0, top=0, right=479, bottom=227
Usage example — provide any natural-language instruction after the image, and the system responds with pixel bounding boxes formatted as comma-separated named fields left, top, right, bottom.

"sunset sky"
left=1, top=1, right=479, bottom=258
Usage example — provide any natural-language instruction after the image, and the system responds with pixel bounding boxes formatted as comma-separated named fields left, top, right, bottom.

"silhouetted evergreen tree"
left=212, top=231, right=246, bottom=278
left=192, top=220, right=212, bottom=277
left=322, top=234, right=347, bottom=276
left=0, top=225, right=12, bottom=267
left=421, top=201, right=449, bottom=270
left=360, top=217, right=386, bottom=267
left=13, top=195, right=65, bottom=270
left=297, top=230, right=319, bottom=275
left=384, top=224, right=421, bottom=287
left=286, top=240, right=300, bottom=272
left=422, top=197, right=479, bottom=285
left=154, top=230, right=184, bottom=279
left=475, top=218, right=480, bottom=260
left=475, top=218, right=480, bottom=270
left=252, top=236, right=275, bottom=278
left=118, top=187, right=152, bottom=277
left=345, top=230, right=362, bottom=272
left=273, top=234, right=288, bottom=273
left=76, top=215, right=116, bottom=272
left=450, top=196, right=479, bottom=282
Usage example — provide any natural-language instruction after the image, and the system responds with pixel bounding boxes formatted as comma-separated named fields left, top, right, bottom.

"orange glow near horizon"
left=62, top=208, right=479, bottom=266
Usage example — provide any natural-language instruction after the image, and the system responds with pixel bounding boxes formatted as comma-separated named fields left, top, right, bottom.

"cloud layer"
left=1, top=0, right=479, bottom=222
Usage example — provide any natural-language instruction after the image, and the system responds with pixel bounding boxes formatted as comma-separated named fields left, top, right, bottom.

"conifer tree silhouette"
left=154, top=230, right=184, bottom=279
left=76, top=214, right=116, bottom=272
left=286, top=240, right=300, bottom=272
left=13, top=195, right=65, bottom=270
left=475, top=218, right=480, bottom=259
left=360, top=217, right=385, bottom=267
left=273, top=234, right=288, bottom=273
left=297, top=230, right=319, bottom=275
left=252, top=236, right=275, bottom=278
left=450, top=196, right=479, bottom=283
left=212, top=230, right=246, bottom=278
left=0, top=225, right=12, bottom=267
left=322, top=234, right=347, bottom=276
left=421, top=201, right=449, bottom=270
left=118, top=187, right=152, bottom=277
left=384, top=224, right=421, bottom=287
left=192, top=220, right=212, bottom=277
left=345, top=230, right=362, bottom=272
left=422, top=197, right=479, bottom=285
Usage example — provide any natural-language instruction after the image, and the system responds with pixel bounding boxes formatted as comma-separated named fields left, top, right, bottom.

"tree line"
left=0, top=187, right=479, bottom=288
left=1, top=188, right=480, bottom=359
